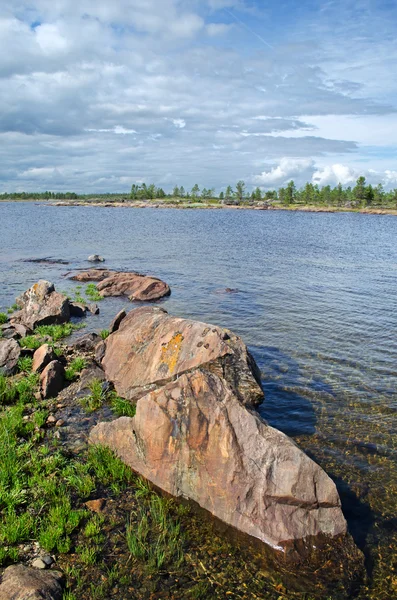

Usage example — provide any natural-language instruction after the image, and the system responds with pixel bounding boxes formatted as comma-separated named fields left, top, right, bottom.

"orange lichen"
left=160, top=332, right=183, bottom=374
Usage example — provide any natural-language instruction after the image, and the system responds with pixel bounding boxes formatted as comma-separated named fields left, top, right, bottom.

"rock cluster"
left=90, top=307, right=353, bottom=555
left=70, top=269, right=171, bottom=301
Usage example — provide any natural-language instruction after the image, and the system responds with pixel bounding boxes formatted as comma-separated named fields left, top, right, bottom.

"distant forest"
left=2, top=177, right=397, bottom=207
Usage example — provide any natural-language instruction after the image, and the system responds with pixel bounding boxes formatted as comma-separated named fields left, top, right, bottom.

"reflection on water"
left=1, top=202, right=397, bottom=598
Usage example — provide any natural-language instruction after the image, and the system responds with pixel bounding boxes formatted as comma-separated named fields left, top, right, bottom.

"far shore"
left=2, top=197, right=397, bottom=215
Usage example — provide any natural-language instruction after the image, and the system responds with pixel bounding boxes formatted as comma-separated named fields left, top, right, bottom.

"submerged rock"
left=90, top=307, right=361, bottom=571
left=70, top=269, right=171, bottom=301
left=0, top=338, right=20, bottom=375
left=11, top=280, right=70, bottom=329
left=0, top=564, right=63, bottom=600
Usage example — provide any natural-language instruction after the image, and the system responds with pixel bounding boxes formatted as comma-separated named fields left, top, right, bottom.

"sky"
left=1, top=0, right=397, bottom=193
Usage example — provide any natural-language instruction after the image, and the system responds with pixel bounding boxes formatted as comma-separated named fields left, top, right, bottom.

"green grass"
left=0, top=313, right=8, bottom=324
left=80, top=379, right=106, bottom=412
left=19, top=335, right=43, bottom=350
left=110, top=394, right=136, bottom=417
left=85, top=284, right=103, bottom=302
left=65, top=357, right=86, bottom=381
left=0, top=372, right=38, bottom=406
left=87, top=446, right=134, bottom=488
left=17, top=356, right=33, bottom=373
left=100, top=329, right=109, bottom=340
left=126, top=491, right=184, bottom=571
left=35, top=323, right=85, bottom=341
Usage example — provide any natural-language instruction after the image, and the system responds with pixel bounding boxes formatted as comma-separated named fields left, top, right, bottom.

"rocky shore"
left=45, top=199, right=397, bottom=215
left=0, top=276, right=365, bottom=599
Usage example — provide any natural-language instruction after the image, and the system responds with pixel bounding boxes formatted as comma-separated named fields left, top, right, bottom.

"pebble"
left=42, top=555, right=54, bottom=566
left=46, top=415, right=56, bottom=424
left=55, top=419, right=65, bottom=427
left=32, top=558, right=46, bottom=569
left=56, top=403, right=65, bottom=409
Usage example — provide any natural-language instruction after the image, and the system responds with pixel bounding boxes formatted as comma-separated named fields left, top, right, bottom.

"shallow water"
left=1, top=202, right=396, bottom=597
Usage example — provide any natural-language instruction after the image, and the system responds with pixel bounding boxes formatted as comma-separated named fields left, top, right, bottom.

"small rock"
left=46, top=415, right=56, bottom=424
left=56, top=403, right=65, bottom=409
left=40, top=361, right=65, bottom=399
left=88, top=303, right=100, bottom=315
left=0, top=338, right=21, bottom=375
left=42, top=555, right=54, bottom=566
left=77, top=366, right=106, bottom=395
left=32, top=344, right=56, bottom=373
left=71, top=332, right=100, bottom=351
left=11, top=280, right=70, bottom=330
left=109, top=309, right=127, bottom=334
left=53, top=431, right=61, bottom=439
left=69, top=302, right=87, bottom=318
left=34, top=391, right=42, bottom=401
left=55, top=419, right=65, bottom=427
left=0, top=564, right=63, bottom=600
left=0, top=325, right=20, bottom=340
left=32, top=558, right=47, bottom=570
left=23, top=415, right=30, bottom=421
left=85, top=498, right=106, bottom=513
left=88, top=254, right=105, bottom=262
left=13, top=323, right=32, bottom=338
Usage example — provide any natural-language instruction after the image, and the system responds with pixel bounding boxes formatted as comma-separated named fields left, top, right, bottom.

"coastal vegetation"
left=2, top=176, right=397, bottom=209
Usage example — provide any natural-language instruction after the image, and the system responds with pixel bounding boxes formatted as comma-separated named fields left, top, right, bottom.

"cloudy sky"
left=1, top=0, right=397, bottom=193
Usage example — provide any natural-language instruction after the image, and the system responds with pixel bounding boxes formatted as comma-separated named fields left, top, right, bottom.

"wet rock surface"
left=0, top=564, right=64, bottom=600
left=70, top=269, right=171, bottom=301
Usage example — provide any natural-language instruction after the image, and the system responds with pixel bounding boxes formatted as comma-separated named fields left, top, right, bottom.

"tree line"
left=2, top=177, right=397, bottom=207
left=128, top=177, right=397, bottom=207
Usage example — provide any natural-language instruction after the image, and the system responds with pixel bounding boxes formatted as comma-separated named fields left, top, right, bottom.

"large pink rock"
left=70, top=269, right=170, bottom=301
left=90, top=307, right=363, bottom=575
left=90, top=369, right=347, bottom=551
left=11, top=280, right=70, bottom=329
left=101, top=306, right=263, bottom=405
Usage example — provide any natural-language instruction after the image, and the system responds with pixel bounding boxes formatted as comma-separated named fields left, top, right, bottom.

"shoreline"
left=2, top=198, right=397, bottom=215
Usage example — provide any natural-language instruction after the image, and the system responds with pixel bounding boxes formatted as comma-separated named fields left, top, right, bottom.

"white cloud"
left=312, top=164, right=359, bottom=186
left=171, top=119, right=186, bottom=128
left=35, top=23, right=68, bottom=54
left=254, top=158, right=314, bottom=185
left=0, top=0, right=395, bottom=192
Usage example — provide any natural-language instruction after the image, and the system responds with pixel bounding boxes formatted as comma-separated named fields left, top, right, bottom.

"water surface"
left=1, top=202, right=396, bottom=598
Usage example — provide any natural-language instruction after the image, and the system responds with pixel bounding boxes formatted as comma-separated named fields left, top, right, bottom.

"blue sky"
left=0, top=0, right=396, bottom=192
